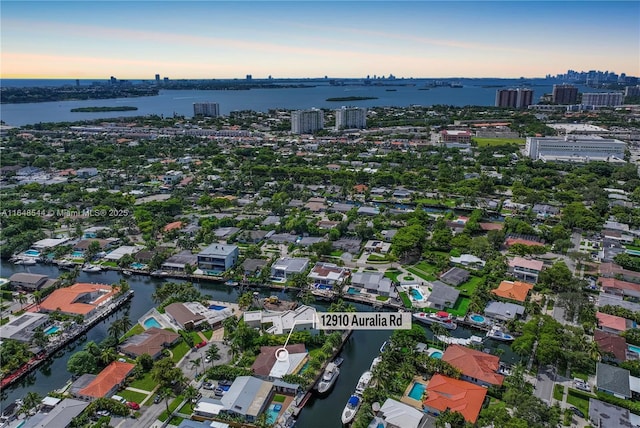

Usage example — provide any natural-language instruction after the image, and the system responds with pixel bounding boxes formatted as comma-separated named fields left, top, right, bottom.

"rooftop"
left=424, top=374, right=487, bottom=423
left=39, top=283, right=117, bottom=315
left=508, top=257, right=544, bottom=271
left=442, top=344, right=505, bottom=386
left=491, top=280, right=534, bottom=302
left=78, top=361, right=135, bottom=398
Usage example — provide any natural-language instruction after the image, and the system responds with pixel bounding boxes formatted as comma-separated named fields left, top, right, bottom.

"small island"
left=70, top=106, right=138, bottom=112
left=325, top=96, right=378, bottom=102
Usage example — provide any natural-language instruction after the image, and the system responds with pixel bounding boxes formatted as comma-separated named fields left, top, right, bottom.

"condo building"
left=552, top=84, right=578, bottom=104
left=495, top=88, right=533, bottom=108
left=193, top=102, right=220, bottom=117
left=291, top=109, right=324, bottom=134
left=581, top=92, right=624, bottom=107
left=525, top=135, right=626, bottom=162
left=335, top=107, right=366, bottom=130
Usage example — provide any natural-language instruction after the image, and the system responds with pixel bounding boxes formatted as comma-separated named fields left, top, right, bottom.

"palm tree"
left=17, top=293, right=27, bottom=309
left=190, top=357, right=202, bottom=378
left=158, top=386, right=174, bottom=416
left=108, top=322, right=122, bottom=342
left=205, top=344, right=221, bottom=367
left=100, top=347, right=117, bottom=366
left=19, top=391, right=42, bottom=416
left=183, top=385, right=198, bottom=405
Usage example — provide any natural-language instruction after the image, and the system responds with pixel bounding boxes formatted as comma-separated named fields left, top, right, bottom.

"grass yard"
left=447, top=297, right=471, bottom=317
left=190, top=331, right=202, bottom=344
left=570, top=371, right=589, bottom=381
left=384, top=269, right=401, bottom=282
left=474, top=137, right=525, bottom=147
left=367, top=254, right=390, bottom=262
left=458, top=276, right=483, bottom=296
left=406, top=267, right=436, bottom=282
left=120, top=324, right=144, bottom=341
left=399, top=292, right=412, bottom=308
left=178, top=402, right=194, bottom=415
left=376, top=295, right=389, bottom=301
left=273, top=395, right=286, bottom=403
left=129, top=372, right=158, bottom=391
left=158, top=395, right=185, bottom=422
left=119, top=389, right=149, bottom=405
left=170, top=340, right=191, bottom=363
left=201, top=329, right=214, bottom=340
left=330, top=250, right=343, bottom=257
left=553, top=384, right=565, bottom=401
left=566, top=388, right=594, bottom=417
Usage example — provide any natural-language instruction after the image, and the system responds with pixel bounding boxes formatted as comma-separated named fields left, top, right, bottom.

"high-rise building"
left=155, top=74, right=160, bottom=82
left=193, top=102, right=220, bottom=117
left=581, top=92, right=624, bottom=107
left=495, top=88, right=533, bottom=108
left=291, top=109, right=324, bottom=134
left=335, top=107, right=366, bottom=130
left=552, top=84, right=578, bottom=104
left=625, top=85, right=640, bottom=98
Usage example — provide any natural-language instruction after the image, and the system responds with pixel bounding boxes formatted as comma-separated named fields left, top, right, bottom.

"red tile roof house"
left=74, top=361, right=135, bottom=401
left=600, top=277, right=640, bottom=299
left=442, top=345, right=505, bottom=387
left=39, top=283, right=119, bottom=319
left=596, top=312, right=635, bottom=335
left=594, top=330, right=629, bottom=363
left=119, top=327, right=180, bottom=360
left=491, top=280, right=534, bottom=303
left=423, top=374, right=487, bottom=424
left=599, top=263, right=640, bottom=284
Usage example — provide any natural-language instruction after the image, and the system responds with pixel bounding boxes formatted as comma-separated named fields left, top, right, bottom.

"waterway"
left=0, top=260, right=522, bottom=425
left=0, top=78, right=599, bottom=127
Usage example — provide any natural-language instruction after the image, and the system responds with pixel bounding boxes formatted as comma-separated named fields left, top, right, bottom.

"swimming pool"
left=131, top=262, right=145, bottom=269
left=429, top=350, right=443, bottom=359
left=627, top=249, right=640, bottom=256
left=23, top=249, right=41, bottom=257
left=408, top=382, right=426, bottom=400
left=44, top=325, right=60, bottom=335
left=347, top=287, right=361, bottom=295
left=628, top=344, right=640, bottom=354
left=470, top=314, right=486, bottom=324
left=143, top=317, right=162, bottom=329
left=410, top=288, right=425, bottom=301
left=209, top=305, right=227, bottom=311
left=266, top=403, right=282, bottom=425
left=316, top=284, right=333, bottom=290
left=72, top=251, right=84, bottom=258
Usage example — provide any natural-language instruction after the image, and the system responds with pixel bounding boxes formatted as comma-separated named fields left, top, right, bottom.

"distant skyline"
left=2, top=1, right=639, bottom=80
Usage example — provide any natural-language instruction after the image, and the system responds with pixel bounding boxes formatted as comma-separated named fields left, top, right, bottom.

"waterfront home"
left=72, top=361, right=135, bottom=401
left=197, top=243, right=239, bottom=273
left=0, top=312, right=51, bottom=343
left=9, top=273, right=52, bottom=291
left=251, top=344, right=308, bottom=379
left=242, top=258, right=269, bottom=277
left=271, top=257, right=310, bottom=281
left=243, top=305, right=317, bottom=335
left=596, top=363, right=631, bottom=399
left=161, top=250, right=198, bottom=272
left=351, top=271, right=393, bottom=296
left=20, top=398, right=89, bottom=428
left=103, top=245, right=144, bottom=262
left=594, top=330, right=629, bottom=363
left=423, top=374, right=487, bottom=423
left=307, top=262, right=348, bottom=286
left=194, top=376, right=274, bottom=423
left=165, top=301, right=233, bottom=330
left=119, top=327, right=180, bottom=359
left=368, top=398, right=424, bottom=428
left=491, top=280, right=534, bottom=303
left=484, top=301, right=525, bottom=322
left=596, top=312, right=635, bottom=334
left=73, top=238, right=116, bottom=253
left=39, top=283, right=119, bottom=319
left=30, top=237, right=73, bottom=250
left=588, top=398, right=635, bottom=428
left=441, top=345, right=505, bottom=387
left=439, top=267, right=470, bottom=286
left=426, top=281, right=460, bottom=310
left=507, top=257, right=544, bottom=283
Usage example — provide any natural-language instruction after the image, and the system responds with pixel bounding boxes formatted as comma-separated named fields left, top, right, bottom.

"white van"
left=111, top=395, right=127, bottom=404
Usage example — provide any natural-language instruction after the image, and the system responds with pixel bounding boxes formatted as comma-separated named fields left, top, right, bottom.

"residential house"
left=594, top=330, right=629, bottom=363
left=426, top=281, right=460, bottom=310
left=596, top=363, right=631, bottom=399
left=423, top=374, right=487, bottom=424
left=218, top=376, right=274, bottom=422
left=271, top=258, right=310, bottom=280
left=600, top=263, right=640, bottom=284
left=76, top=167, right=98, bottom=178
left=73, top=361, right=135, bottom=401
left=0, top=312, right=51, bottom=343
left=20, top=398, right=89, bottom=428
left=213, top=227, right=240, bottom=241
left=332, top=237, right=363, bottom=254
left=442, top=345, right=505, bottom=387
left=235, top=230, right=270, bottom=244
left=508, top=257, right=544, bottom=283
left=161, top=170, right=183, bottom=186
left=243, top=305, right=317, bottom=335
left=364, top=240, right=392, bottom=254
left=504, top=236, right=545, bottom=249
left=304, top=197, right=327, bottom=212
left=600, top=277, right=640, bottom=298
left=73, top=238, right=115, bottom=253
left=368, top=398, right=424, bottom=428
left=119, top=327, right=180, bottom=360
left=596, top=312, right=635, bottom=334
left=9, top=273, right=52, bottom=291
left=439, top=267, right=471, bottom=286
left=450, top=254, right=486, bottom=270
left=484, top=301, right=525, bottom=322
left=589, top=398, right=634, bottom=428
left=161, top=250, right=199, bottom=272
left=357, top=206, right=380, bottom=216
left=351, top=271, right=393, bottom=296
left=197, top=243, right=239, bottom=273
left=39, top=283, right=119, bottom=319
left=532, top=204, right=560, bottom=219
left=242, top=259, right=269, bottom=277
left=251, top=344, right=308, bottom=379
left=597, top=294, right=640, bottom=312
left=164, top=301, right=233, bottom=330
left=380, top=229, right=397, bottom=242
left=491, top=280, right=534, bottom=303
left=307, top=263, right=348, bottom=286
left=316, top=220, right=340, bottom=230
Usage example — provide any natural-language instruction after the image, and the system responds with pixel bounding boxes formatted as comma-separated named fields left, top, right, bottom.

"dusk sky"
left=2, top=1, right=639, bottom=79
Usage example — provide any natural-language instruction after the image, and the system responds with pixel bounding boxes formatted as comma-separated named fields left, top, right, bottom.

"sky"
left=1, top=1, right=639, bottom=79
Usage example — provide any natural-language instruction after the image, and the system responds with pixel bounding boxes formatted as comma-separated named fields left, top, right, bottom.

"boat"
left=333, top=357, right=344, bottom=367
left=486, top=326, right=515, bottom=342
left=56, top=260, right=76, bottom=270
left=436, top=335, right=484, bottom=345
left=354, top=371, right=372, bottom=395
left=369, top=356, right=382, bottom=371
left=14, top=258, right=36, bottom=266
left=412, top=311, right=457, bottom=330
left=82, top=264, right=102, bottom=273
left=341, top=395, right=361, bottom=424
left=315, top=362, right=340, bottom=394
left=450, top=82, right=463, bottom=88
left=150, top=270, right=168, bottom=277
left=379, top=341, right=388, bottom=353
left=122, top=270, right=132, bottom=276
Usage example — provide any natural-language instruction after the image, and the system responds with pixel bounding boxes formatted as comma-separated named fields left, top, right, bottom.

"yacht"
left=341, top=395, right=361, bottom=424
left=82, top=264, right=102, bottom=273
left=315, top=362, right=340, bottom=394
left=369, top=356, right=382, bottom=371
left=14, top=258, right=36, bottom=266
left=412, top=311, right=457, bottom=330
left=122, top=270, right=132, bottom=276
left=354, top=371, right=372, bottom=395
left=333, top=357, right=344, bottom=367
left=486, top=326, right=514, bottom=342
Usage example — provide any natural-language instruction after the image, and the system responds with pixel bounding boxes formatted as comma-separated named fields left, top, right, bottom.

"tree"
left=237, top=292, right=254, bottom=310
left=84, top=240, right=102, bottom=262
left=158, top=386, right=174, bottom=416
left=435, top=409, right=468, bottom=428
left=31, top=326, right=49, bottom=349
left=205, top=344, right=221, bottom=367
left=19, top=391, right=42, bottom=416
left=99, top=347, right=117, bottom=366
left=67, top=350, right=98, bottom=375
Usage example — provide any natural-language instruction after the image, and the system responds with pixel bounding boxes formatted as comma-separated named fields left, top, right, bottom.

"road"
left=534, top=365, right=555, bottom=405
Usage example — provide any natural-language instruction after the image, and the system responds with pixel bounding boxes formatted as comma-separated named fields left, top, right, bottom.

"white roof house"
left=104, top=245, right=144, bottom=260
left=307, top=262, right=348, bottom=285
left=368, top=398, right=424, bottom=428
left=243, top=305, right=317, bottom=335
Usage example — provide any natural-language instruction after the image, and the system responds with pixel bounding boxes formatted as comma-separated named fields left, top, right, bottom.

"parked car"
left=195, top=341, right=207, bottom=349
left=219, top=380, right=232, bottom=386
left=570, top=406, right=585, bottom=418
left=153, top=395, right=161, bottom=404
left=96, top=410, right=110, bottom=417
left=573, top=378, right=590, bottom=392
left=203, top=382, right=214, bottom=390
left=127, top=402, right=140, bottom=410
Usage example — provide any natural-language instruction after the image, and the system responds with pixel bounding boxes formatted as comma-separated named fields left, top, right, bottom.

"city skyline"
left=1, top=1, right=639, bottom=80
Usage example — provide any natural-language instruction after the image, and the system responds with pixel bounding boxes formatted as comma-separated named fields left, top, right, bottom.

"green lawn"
left=384, top=269, right=401, bottom=282
left=121, top=324, right=144, bottom=341
left=474, top=137, right=525, bottom=147
left=178, top=402, right=194, bottom=415
left=190, top=331, right=202, bottom=344
left=367, top=254, right=390, bottom=262
left=399, top=292, right=412, bottom=308
left=129, top=372, right=158, bottom=391
left=201, top=330, right=214, bottom=340
left=447, top=297, right=471, bottom=317
left=158, top=395, right=185, bottom=422
left=566, top=388, right=594, bottom=417
left=553, top=384, right=565, bottom=401
left=571, top=371, right=589, bottom=382
left=406, top=267, right=436, bottom=282
left=118, top=389, right=149, bottom=405
left=170, top=340, right=191, bottom=363
left=376, top=295, right=389, bottom=301
left=458, top=276, right=483, bottom=296
left=273, top=395, right=286, bottom=403
left=330, top=250, right=343, bottom=257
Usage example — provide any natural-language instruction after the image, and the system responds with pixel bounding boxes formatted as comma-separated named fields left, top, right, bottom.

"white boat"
left=316, top=362, right=340, bottom=394
left=82, top=264, right=102, bottom=273
left=14, top=258, right=36, bottom=266
left=369, top=356, right=382, bottom=371
left=379, top=341, right=388, bottom=353
left=341, top=395, right=361, bottom=424
left=412, top=311, right=457, bottom=330
left=333, top=357, right=344, bottom=367
left=486, top=326, right=515, bottom=342
left=122, top=270, right=132, bottom=276
left=436, top=335, right=484, bottom=346
left=354, top=371, right=372, bottom=395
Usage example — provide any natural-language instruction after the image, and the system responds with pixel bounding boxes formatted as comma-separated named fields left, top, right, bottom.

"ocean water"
left=0, top=78, right=598, bottom=127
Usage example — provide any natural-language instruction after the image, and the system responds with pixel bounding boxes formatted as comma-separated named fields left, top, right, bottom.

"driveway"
left=534, top=366, right=556, bottom=404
